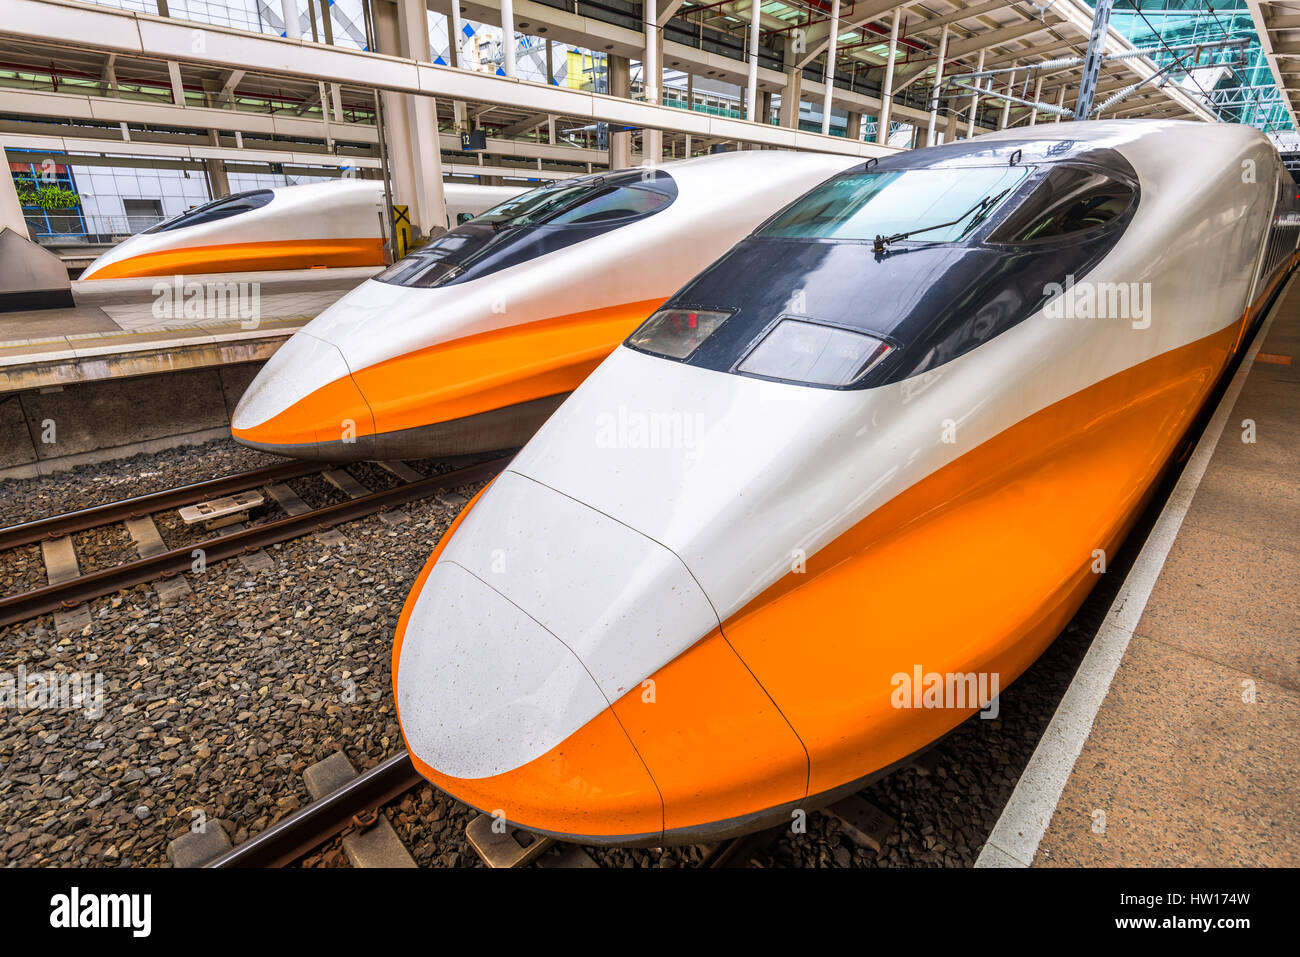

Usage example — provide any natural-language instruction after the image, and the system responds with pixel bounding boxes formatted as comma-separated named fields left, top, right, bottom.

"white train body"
left=80, top=180, right=525, bottom=279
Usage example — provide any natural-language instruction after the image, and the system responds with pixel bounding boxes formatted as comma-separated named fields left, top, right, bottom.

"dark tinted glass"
left=990, top=167, right=1133, bottom=243
left=470, top=179, right=606, bottom=226
left=376, top=172, right=678, bottom=288
left=468, top=172, right=676, bottom=228
left=547, top=185, right=673, bottom=224
left=145, top=190, right=274, bottom=233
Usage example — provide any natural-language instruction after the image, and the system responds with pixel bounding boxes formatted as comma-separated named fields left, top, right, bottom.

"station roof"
left=1245, top=0, right=1300, bottom=131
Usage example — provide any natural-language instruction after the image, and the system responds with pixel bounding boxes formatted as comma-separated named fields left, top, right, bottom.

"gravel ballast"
left=0, top=436, right=1134, bottom=868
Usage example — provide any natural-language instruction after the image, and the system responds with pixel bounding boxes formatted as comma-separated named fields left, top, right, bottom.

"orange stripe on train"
left=720, top=320, right=1240, bottom=800
left=233, top=298, right=665, bottom=447
left=84, top=237, right=385, bottom=279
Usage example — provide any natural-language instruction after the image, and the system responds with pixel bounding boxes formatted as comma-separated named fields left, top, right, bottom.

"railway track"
left=0, top=455, right=509, bottom=629
left=205, top=754, right=423, bottom=868
left=0, top=450, right=893, bottom=870
left=204, top=750, right=787, bottom=869
left=0, top=460, right=321, bottom=552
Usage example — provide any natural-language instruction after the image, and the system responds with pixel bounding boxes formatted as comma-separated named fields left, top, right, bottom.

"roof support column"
left=644, top=0, right=662, bottom=162
left=1029, top=75, right=1043, bottom=126
left=205, top=127, right=230, bottom=199
left=876, top=6, right=900, bottom=145
left=1055, top=84, right=1066, bottom=121
left=1000, top=64, right=1014, bottom=129
left=384, top=0, right=449, bottom=235
left=501, top=0, right=516, bottom=76
left=779, top=38, right=802, bottom=129
left=820, top=0, right=840, bottom=135
left=967, top=49, right=985, bottom=138
left=746, top=0, right=760, bottom=122
left=438, top=0, right=469, bottom=129
left=926, top=24, right=949, bottom=147
left=317, top=0, right=334, bottom=44
left=608, top=54, right=632, bottom=169
left=204, top=157, right=230, bottom=201
left=435, top=0, right=464, bottom=66
left=167, top=60, right=184, bottom=106
left=281, top=0, right=297, bottom=39
left=102, top=54, right=118, bottom=98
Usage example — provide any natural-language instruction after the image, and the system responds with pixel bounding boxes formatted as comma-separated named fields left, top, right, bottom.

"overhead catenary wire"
left=1120, top=0, right=1219, bottom=112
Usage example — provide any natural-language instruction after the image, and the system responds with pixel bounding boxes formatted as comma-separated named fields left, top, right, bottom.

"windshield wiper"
left=872, top=188, right=1011, bottom=253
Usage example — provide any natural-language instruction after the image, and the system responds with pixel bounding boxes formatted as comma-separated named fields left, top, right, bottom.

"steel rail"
left=210, top=748, right=782, bottom=869
left=0, top=456, right=508, bottom=628
left=205, top=753, right=423, bottom=868
left=0, top=460, right=322, bottom=550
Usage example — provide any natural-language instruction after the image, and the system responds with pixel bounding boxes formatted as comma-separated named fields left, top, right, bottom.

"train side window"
left=472, top=180, right=602, bottom=226
left=546, top=186, right=673, bottom=225
left=990, top=167, right=1134, bottom=243
left=146, top=190, right=274, bottom=233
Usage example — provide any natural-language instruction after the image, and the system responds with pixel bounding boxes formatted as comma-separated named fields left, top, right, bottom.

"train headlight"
left=736, top=319, right=892, bottom=387
left=626, top=308, right=731, bottom=360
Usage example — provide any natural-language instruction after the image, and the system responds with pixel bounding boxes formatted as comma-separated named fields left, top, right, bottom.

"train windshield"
left=759, top=166, right=1029, bottom=243
left=376, top=171, right=677, bottom=288
left=144, top=190, right=274, bottom=233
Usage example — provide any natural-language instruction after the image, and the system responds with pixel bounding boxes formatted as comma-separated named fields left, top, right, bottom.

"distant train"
left=79, top=180, right=525, bottom=279
left=393, top=120, right=1300, bottom=846
left=230, top=150, right=861, bottom=460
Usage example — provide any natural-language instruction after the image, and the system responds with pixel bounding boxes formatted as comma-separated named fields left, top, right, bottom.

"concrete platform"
left=979, top=277, right=1300, bottom=868
left=0, top=266, right=379, bottom=393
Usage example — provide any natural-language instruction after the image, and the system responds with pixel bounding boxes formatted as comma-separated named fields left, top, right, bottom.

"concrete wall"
left=0, top=362, right=262, bottom=478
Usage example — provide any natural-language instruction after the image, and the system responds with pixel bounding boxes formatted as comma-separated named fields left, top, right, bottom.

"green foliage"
left=13, top=175, right=81, bottom=211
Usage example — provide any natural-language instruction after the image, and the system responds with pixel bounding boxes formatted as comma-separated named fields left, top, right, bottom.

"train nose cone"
left=396, top=561, right=613, bottom=779
left=231, top=332, right=376, bottom=459
left=394, top=471, right=722, bottom=840
left=434, top=472, right=720, bottom=705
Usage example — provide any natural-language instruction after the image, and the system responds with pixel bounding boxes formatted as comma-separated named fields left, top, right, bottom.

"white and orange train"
left=230, top=150, right=862, bottom=459
left=79, top=179, right=525, bottom=279
left=393, top=120, right=1299, bottom=845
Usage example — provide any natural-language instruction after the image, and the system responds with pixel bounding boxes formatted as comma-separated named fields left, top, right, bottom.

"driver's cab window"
left=546, top=185, right=673, bottom=225
left=990, top=166, right=1134, bottom=243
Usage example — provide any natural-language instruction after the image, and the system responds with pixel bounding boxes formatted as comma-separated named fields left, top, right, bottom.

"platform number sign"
left=461, top=130, right=487, bottom=152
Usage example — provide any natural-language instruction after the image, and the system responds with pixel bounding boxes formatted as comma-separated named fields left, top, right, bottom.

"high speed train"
left=393, top=120, right=1300, bottom=846
left=79, top=180, right=524, bottom=279
left=230, top=151, right=861, bottom=460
